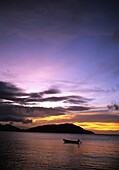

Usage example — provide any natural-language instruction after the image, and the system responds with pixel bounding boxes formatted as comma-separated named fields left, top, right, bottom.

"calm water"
left=0, top=132, right=119, bottom=170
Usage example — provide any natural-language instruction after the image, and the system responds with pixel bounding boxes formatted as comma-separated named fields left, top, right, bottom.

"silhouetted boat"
left=63, top=139, right=81, bottom=144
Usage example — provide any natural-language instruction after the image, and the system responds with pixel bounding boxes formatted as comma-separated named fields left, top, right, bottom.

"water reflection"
left=0, top=132, right=119, bottom=170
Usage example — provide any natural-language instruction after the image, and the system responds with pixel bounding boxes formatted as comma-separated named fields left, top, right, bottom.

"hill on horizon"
left=26, top=123, right=94, bottom=134
left=0, top=124, right=21, bottom=132
left=0, top=123, right=94, bottom=134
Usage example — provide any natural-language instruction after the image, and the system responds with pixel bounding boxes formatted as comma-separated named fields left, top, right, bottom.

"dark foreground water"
left=0, top=132, right=119, bottom=170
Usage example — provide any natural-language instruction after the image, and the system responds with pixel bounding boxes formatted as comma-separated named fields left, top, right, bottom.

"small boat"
left=63, top=139, right=81, bottom=144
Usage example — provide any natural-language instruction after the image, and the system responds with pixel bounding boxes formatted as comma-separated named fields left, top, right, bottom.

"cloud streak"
left=0, top=115, right=32, bottom=124
left=73, top=112, right=119, bottom=123
left=0, top=81, right=93, bottom=124
left=0, top=81, right=92, bottom=105
left=0, top=81, right=27, bottom=102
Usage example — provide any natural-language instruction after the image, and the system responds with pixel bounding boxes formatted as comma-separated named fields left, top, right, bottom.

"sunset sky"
left=0, top=0, right=119, bottom=134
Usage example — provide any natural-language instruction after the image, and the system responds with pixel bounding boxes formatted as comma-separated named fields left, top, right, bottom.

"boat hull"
left=63, top=139, right=80, bottom=144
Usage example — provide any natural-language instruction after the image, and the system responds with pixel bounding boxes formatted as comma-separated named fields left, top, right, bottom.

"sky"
left=0, top=0, right=119, bottom=134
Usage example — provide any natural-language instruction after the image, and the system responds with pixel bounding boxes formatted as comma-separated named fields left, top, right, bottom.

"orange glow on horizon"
left=32, top=114, right=74, bottom=123
left=74, top=122, right=119, bottom=132
left=32, top=114, right=119, bottom=134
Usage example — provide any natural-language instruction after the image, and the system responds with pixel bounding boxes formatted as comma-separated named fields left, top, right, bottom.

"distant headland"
left=0, top=123, right=94, bottom=134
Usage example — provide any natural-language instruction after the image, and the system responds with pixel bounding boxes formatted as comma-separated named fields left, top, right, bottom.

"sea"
left=0, top=132, right=119, bottom=170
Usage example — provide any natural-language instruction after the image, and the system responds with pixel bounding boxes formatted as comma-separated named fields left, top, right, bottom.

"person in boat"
left=78, top=139, right=81, bottom=142
left=78, top=139, right=81, bottom=143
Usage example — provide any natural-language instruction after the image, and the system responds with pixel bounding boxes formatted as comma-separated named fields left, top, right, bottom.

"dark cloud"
left=0, top=81, right=93, bottom=124
left=39, top=96, right=67, bottom=102
left=0, top=104, right=65, bottom=118
left=0, top=103, right=65, bottom=124
left=65, top=99, right=85, bottom=104
left=24, top=88, right=60, bottom=102
left=0, top=115, right=32, bottom=124
left=39, top=95, right=92, bottom=104
left=0, top=81, right=92, bottom=106
left=42, top=88, right=60, bottom=95
left=1, top=82, right=117, bottom=125
left=78, top=87, right=110, bottom=93
left=29, top=92, right=42, bottom=98
left=0, top=81, right=65, bottom=121
left=34, top=111, right=119, bottom=125
left=73, top=113, right=119, bottom=123
left=0, top=81, right=62, bottom=104
left=107, top=102, right=119, bottom=110
left=0, top=81, right=27, bottom=102
left=65, top=106, right=91, bottom=111
left=74, top=85, right=119, bottom=94
left=0, top=81, right=25, bottom=97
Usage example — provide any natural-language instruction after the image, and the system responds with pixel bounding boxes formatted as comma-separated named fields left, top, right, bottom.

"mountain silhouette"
left=26, top=123, right=94, bottom=134
left=0, top=123, right=94, bottom=134
left=0, top=124, right=21, bottom=131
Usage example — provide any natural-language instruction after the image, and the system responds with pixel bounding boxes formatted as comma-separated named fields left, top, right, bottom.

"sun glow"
left=32, top=114, right=74, bottom=123
left=32, top=115, right=119, bottom=133
left=74, top=122, right=119, bottom=132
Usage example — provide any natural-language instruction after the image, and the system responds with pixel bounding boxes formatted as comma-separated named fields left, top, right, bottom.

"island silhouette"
left=0, top=123, right=94, bottom=134
left=0, top=124, right=21, bottom=131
